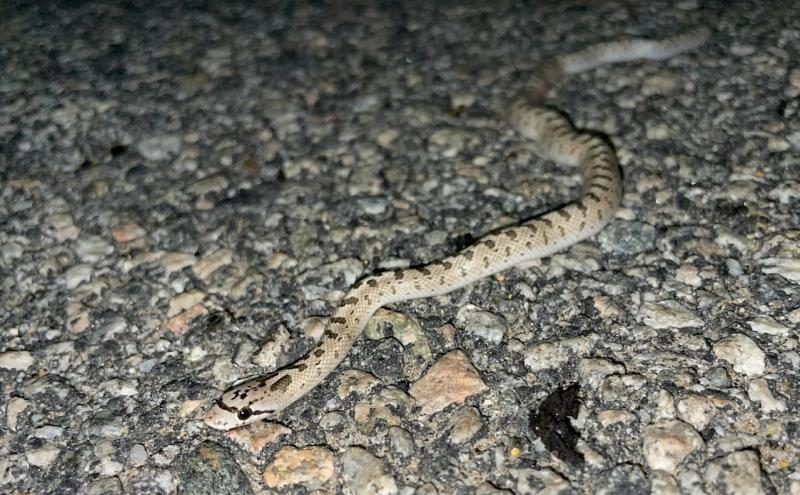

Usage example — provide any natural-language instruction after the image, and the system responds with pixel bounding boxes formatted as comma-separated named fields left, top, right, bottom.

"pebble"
left=300, top=316, right=327, bottom=342
left=726, top=258, right=743, bottom=276
left=188, top=175, right=230, bottom=197
left=366, top=309, right=432, bottom=362
left=129, top=444, right=148, bottom=466
left=155, top=471, right=175, bottom=493
left=637, top=301, right=704, bottom=329
left=593, top=296, right=622, bottom=318
left=46, top=212, right=79, bottom=242
left=1, top=241, right=24, bottom=261
left=676, top=395, right=716, bottom=431
left=25, top=443, right=60, bottom=469
left=160, top=252, right=197, bottom=274
left=602, top=374, right=648, bottom=404
left=136, top=134, right=181, bottom=161
left=675, top=264, right=702, bottom=287
left=713, top=334, right=766, bottom=377
left=111, top=223, right=147, bottom=243
left=337, top=369, right=381, bottom=400
left=598, top=221, right=656, bottom=254
left=455, top=305, right=507, bottom=346
left=168, top=290, right=206, bottom=317
left=388, top=426, right=415, bottom=457
left=767, top=137, right=791, bottom=152
left=0, top=350, right=34, bottom=370
left=579, top=358, right=626, bottom=390
left=193, top=248, right=233, bottom=281
left=705, top=367, right=732, bottom=388
left=449, top=406, right=483, bottom=444
left=409, top=350, right=488, bottom=415
left=450, top=92, right=476, bottom=110
left=354, top=388, right=413, bottom=432
left=85, top=477, right=123, bottom=495
left=64, top=264, right=93, bottom=289
left=164, top=304, right=208, bottom=335
left=252, top=325, right=291, bottom=370
left=760, top=257, right=800, bottom=284
left=6, top=397, right=30, bottom=431
left=99, top=456, right=124, bottom=477
left=376, top=129, right=400, bottom=148
left=427, top=127, right=470, bottom=158
left=262, top=446, right=335, bottom=489
left=87, top=417, right=129, bottom=438
left=523, top=334, right=599, bottom=372
left=320, top=411, right=347, bottom=430
left=475, top=482, right=513, bottom=495
left=597, top=409, right=637, bottom=427
left=747, top=378, right=787, bottom=413
left=704, top=450, right=764, bottom=495
left=358, top=197, right=389, bottom=215
left=75, top=236, right=114, bottom=263
left=655, top=389, right=677, bottom=420
left=340, top=447, right=398, bottom=495
left=645, top=122, right=672, bottom=140
left=641, top=419, right=704, bottom=473
left=33, top=425, right=64, bottom=440
left=747, top=316, right=789, bottom=337
left=651, top=471, right=680, bottom=495
left=94, top=316, right=128, bottom=341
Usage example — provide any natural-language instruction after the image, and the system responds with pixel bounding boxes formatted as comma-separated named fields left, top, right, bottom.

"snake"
left=205, top=27, right=711, bottom=430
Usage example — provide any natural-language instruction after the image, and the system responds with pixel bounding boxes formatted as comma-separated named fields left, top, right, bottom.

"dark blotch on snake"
left=270, top=374, right=292, bottom=392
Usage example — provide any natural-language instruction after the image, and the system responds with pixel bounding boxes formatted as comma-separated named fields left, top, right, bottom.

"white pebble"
left=747, top=378, right=787, bottom=413
left=64, top=264, right=93, bottom=289
left=747, top=316, right=789, bottom=337
left=25, top=444, right=61, bottom=469
left=6, top=397, right=30, bottom=431
left=637, top=301, right=703, bottom=329
left=0, top=350, right=34, bottom=371
left=129, top=444, right=148, bottom=466
left=713, top=334, right=765, bottom=377
left=642, top=420, right=704, bottom=473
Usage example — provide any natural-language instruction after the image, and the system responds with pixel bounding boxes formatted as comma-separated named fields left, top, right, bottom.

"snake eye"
left=237, top=407, right=252, bottom=421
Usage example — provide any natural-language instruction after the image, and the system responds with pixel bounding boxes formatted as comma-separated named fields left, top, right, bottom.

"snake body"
left=205, top=27, right=710, bottom=430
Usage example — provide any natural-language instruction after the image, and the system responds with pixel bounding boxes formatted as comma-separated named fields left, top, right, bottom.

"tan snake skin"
left=206, top=27, right=711, bottom=430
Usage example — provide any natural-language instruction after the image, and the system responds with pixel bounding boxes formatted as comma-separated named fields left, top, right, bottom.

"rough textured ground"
left=1, top=1, right=799, bottom=494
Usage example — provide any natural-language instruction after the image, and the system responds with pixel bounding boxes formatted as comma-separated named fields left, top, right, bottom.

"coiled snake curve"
left=205, top=27, right=711, bottom=430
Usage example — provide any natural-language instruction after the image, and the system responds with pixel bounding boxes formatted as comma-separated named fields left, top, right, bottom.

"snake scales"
left=206, top=27, right=711, bottom=430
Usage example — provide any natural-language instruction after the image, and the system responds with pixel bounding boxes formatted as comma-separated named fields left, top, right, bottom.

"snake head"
left=204, top=372, right=290, bottom=430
